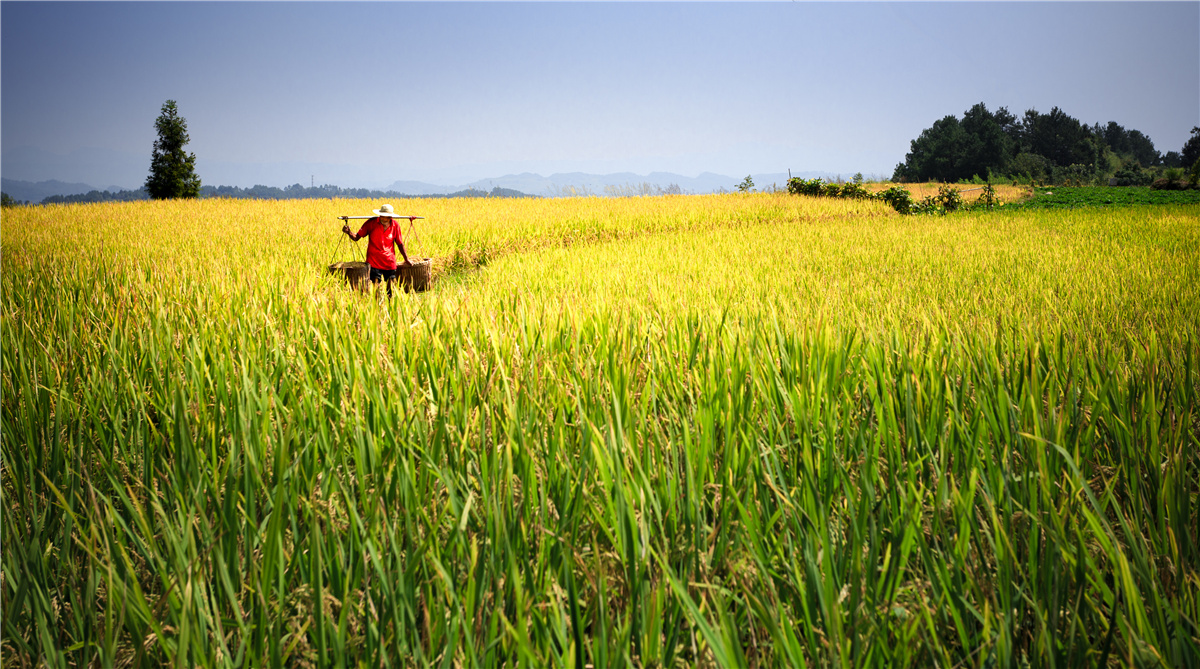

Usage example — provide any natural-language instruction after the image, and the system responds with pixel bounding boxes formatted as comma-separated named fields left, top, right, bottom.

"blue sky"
left=2, top=1, right=1198, bottom=189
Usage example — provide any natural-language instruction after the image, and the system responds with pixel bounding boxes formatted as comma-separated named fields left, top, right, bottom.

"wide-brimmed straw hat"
left=373, top=203, right=396, bottom=217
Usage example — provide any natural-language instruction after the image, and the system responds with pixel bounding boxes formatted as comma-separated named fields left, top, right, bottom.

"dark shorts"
left=369, top=266, right=399, bottom=283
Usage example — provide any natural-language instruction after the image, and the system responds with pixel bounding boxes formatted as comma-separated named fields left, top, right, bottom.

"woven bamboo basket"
left=397, top=258, right=433, bottom=292
left=328, top=261, right=370, bottom=290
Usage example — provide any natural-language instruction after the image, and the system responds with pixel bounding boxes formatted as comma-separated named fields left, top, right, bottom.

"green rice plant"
left=2, top=195, right=1198, bottom=667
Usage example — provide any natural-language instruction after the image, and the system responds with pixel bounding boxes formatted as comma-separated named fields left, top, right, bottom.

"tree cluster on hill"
left=893, top=103, right=1200, bottom=185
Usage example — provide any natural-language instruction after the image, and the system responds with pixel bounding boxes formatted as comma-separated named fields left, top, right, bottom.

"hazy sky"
left=2, top=1, right=1198, bottom=189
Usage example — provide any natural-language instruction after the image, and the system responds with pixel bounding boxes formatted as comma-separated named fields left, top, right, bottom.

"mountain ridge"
left=2, top=178, right=131, bottom=203
left=3, top=170, right=839, bottom=203
left=385, top=170, right=830, bottom=196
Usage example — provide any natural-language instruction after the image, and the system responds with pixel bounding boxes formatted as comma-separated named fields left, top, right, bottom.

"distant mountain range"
left=3, top=170, right=835, bottom=203
left=385, top=171, right=824, bottom=197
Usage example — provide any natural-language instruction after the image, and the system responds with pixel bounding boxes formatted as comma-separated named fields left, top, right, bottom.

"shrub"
left=787, top=177, right=826, bottom=197
left=787, top=177, right=947, bottom=215
left=1051, top=163, right=1093, bottom=186
left=1151, top=168, right=1197, bottom=190
left=1111, top=165, right=1152, bottom=187
left=974, top=183, right=999, bottom=211
left=839, top=182, right=872, bottom=200
left=915, top=195, right=940, bottom=214
left=877, top=185, right=915, bottom=215
left=1150, top=178, right=1187, bottom=191
left=937, top=184, right=963, bottom=212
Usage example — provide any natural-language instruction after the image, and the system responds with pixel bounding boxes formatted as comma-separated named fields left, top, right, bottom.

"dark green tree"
left=1097, top=122, right=1159, bottom=166
left=1125, top=129, right=1160, bottom=167
left=959, top=103, right=1014, bottom=180
left=994, top=106, right=1020, bottom=140
left=1101, top=121, right=1133, bottom=156
left=145, top=100, right=201, bottom=199
left=1180, top=127, right=1200, bottom=170
left=1021, top=107, right=1095, bottom=167
left=894, top=104, right=1019, bottom=182
left=893, top=114, right=968, bottom=182
left=1008, top=152, right=1052, bottom=181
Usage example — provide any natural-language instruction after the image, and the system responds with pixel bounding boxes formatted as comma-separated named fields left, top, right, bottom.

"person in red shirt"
left=341, top=203, right=412, bottom=297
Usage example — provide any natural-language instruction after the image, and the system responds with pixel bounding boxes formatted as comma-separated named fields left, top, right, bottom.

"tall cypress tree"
left=145, top=100, right=201, bottom=199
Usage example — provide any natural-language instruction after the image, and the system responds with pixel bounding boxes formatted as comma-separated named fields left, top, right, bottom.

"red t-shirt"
left=354, top=217, right=404, bottom=270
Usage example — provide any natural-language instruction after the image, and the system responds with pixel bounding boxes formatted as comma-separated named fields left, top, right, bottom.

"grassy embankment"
left=2, top=193, right=1198, bottom=666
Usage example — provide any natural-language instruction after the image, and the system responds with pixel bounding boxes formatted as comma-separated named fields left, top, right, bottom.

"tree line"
left=893, top=102, right=1200, bottom=185
left=13, top=183, right=536, bottom=206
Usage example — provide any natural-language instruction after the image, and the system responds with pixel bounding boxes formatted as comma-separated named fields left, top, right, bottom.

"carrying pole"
left=338, top=215, right=424, bottom=220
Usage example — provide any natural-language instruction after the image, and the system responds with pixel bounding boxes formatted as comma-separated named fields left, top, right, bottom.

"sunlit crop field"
left=865, top=182, right=1029, bottom=205
left=3, top=194, right=1198, bottom=667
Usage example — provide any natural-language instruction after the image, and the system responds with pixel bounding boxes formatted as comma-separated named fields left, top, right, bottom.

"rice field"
left=2, top=193, right=1198, bottom=667
left=864, top=182, right=1029, bottom=205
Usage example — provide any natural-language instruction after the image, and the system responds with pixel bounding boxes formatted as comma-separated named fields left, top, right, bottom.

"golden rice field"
left=2, top=193, right=1198, bottom=667
left=864, top=182, right=1029, bottom=204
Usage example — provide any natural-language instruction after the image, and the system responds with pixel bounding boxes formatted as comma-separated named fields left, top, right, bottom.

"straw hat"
left=373, top=203, right=396, bottom=217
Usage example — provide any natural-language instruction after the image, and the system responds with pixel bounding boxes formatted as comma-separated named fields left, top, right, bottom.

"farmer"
left=341, top=204, right=412, bottom=297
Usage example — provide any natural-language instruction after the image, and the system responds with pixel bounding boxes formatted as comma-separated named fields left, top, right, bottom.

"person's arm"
left=343, top=218, right=373, bottom=240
